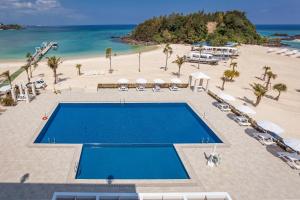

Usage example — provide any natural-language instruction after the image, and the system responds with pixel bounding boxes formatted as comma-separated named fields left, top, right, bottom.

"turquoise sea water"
left=0, top=24, right=300, bottom=61
left=256, top=24, right=300, bottom=49
left=0, top=25, right=138, bottom=61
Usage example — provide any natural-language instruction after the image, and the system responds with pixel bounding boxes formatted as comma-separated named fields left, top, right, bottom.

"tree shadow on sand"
left=265, top=94, right=276, bottom=100
left=237, top=96, right=255, bottom=106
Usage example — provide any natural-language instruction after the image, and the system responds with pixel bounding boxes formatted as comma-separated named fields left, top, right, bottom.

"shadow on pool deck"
left=0, top=182, right=137, bottom=200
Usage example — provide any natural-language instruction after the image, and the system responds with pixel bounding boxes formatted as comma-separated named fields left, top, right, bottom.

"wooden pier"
left=31, top=41, right=58, bottom=63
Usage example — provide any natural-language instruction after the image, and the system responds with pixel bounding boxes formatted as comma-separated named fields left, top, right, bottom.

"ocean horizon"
left=0, top=24, right=300, bottom=61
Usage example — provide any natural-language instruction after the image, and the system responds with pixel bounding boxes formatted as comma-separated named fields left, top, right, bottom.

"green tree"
left=163, top=44, right=173, bottom=71
left=250, top=83, right=267, bottom=106
left=46, top=56, right=62, bottom=84
left=172, top=55, right=185, bottom=77
left=220, top=70, right=232, bottom=90
left=273, top=83, right=287, bottom=101
left=265, top=71, right=277, bottom=89
left=106, top=48, right=113, bottom=73
left=76, top=64, right=82, bottom=76
left=262, top=66, right=271, bottom=81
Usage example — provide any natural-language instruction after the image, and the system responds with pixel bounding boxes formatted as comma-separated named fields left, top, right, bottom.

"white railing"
left=52, top=192, right=233, bottom=200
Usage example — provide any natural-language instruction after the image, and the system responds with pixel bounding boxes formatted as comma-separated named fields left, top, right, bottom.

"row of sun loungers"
left=267, top=48, right=300, bottom=58
left=97, top=82, right=189, bottom=92
left=212, top=92, right=300, bottom=170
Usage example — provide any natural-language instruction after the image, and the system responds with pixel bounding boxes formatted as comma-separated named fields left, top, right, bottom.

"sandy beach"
left=1, top=44, right=300, bottom=138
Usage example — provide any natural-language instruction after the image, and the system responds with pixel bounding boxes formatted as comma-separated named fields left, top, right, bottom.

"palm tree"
left=33, top=62, right=38, bottom=70
left=138, top=51, right=141, bottom=72
left=163, top=44, right=173, bottom=71
left=230, top=62, right=237, bottom=71
left=22, top=64, right=31, bottom=83
left=265, top=71, right=277, bottom=89
left=220, top=70, right=232, bottom=90
left=46, top=56, right=62, bottom=84
left=26, top=52, right=33, bottom=78
left=172, top=55, right=185, bottom=77
left=106, top=48, right=113, bottom=73
left=0, top=70, right=12, bottom=88
left=273, top=83, right=287, bottom=101
left=250, top=83, right=267, bottom=106
left=262, top=66, right=271, bottom=81
left=76, top=64, right=82, bottom=76
left=229, top=70, right=240, bottom=81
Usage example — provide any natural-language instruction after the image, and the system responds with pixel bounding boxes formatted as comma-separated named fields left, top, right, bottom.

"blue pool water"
left=35, top=103, right=222, bottom=144
left=76, top=145, right=189, bottom=179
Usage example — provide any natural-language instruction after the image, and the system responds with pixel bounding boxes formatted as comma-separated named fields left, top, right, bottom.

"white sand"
left=1, top=44, right=300, bottom=138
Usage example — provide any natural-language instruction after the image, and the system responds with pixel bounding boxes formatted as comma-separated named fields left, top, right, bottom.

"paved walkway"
left=0, top=88, right=299, bottom=200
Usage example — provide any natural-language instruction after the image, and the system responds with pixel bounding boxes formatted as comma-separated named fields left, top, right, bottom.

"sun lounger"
left=276, top=48, right=288, bottom=54
left=253, top=132, right=275, bottom=145
left=277, top=152, right=300, bottom=170
left=119, top=85, right=128, bottom=91
left=152, top=85, right=161, bottom=92
left=233, top=115, right=251, bottom=126
left=17, top=94, right=27, bottom=101
left=136, top=85, right=145, bottom=91
left=285, top=50, right=298, bottom=56
left=195, top=85, right=205, bottom=92
left=169, top=84, right=179, bottom=91
left=216, top=103, right=231, bottom=112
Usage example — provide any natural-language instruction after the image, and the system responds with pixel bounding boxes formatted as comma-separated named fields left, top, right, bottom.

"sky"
left=0, top=0, right=299, bottom=25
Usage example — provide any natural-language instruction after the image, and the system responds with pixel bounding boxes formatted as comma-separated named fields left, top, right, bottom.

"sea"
left=0, top=25, right=139, bottom=61
left=256, top=24, right=300, bottom=49
left=0, top=24, right=299, bottom=61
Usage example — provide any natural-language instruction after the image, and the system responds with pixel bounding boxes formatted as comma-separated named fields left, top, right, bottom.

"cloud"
left=0, top=0, right=86, bottom=21
left=0, top=0, right=62, bottom=12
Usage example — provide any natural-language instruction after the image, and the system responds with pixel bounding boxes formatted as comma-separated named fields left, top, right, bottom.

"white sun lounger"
left=216, top=103, right=231, bottom=112
left=169, top=85, right=179, bottom=91
left=152, top=85, right=161, bottom=92
left=17, top=94, right=27, bottom=101
left=253, top=132, right=275, bottom=145
left=277, top=152, right=300, bottom=170
left=276, top=48, right=288, bottom=54
left=136, top=85, right=145, bottom=91
left=233, top=116, right=251, bottom=126
left=285, top=50, right=298, bottom=56
left=119, top=85, right=128, bottom=91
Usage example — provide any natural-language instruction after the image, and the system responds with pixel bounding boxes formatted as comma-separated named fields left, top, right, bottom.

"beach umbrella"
left=283, top=138, right=300, bottom=152
left=217, top=92, right=235, bottom=102
left=257, top=120, right=284, bottom=135
left=136, top=78, right=147, bottom=84
left=171, top=78, right=182, bottom=84
left=153, top=79, right=165, bottom=84
left=118, top=78, right=129, bottom=84
left=236, top=105, right=256, bottom=115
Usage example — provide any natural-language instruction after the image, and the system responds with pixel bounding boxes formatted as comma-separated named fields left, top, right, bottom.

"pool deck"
left=0, top=88, right=300, bottom=200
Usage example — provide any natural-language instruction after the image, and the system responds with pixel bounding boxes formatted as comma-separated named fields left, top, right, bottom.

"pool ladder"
left=48, top=138, right=56, bottom=143
left=120, top=98, right=125, bottom=104
left=201, top=137, right=210, bottom=143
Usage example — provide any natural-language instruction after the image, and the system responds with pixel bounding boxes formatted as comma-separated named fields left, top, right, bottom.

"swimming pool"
left=35, top=103, right=222, bottom=144
left=76, top=145, right=189, bottom=179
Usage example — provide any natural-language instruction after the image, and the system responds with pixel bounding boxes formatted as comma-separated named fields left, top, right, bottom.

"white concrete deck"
left=0, top=88, right=300, bottom=200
